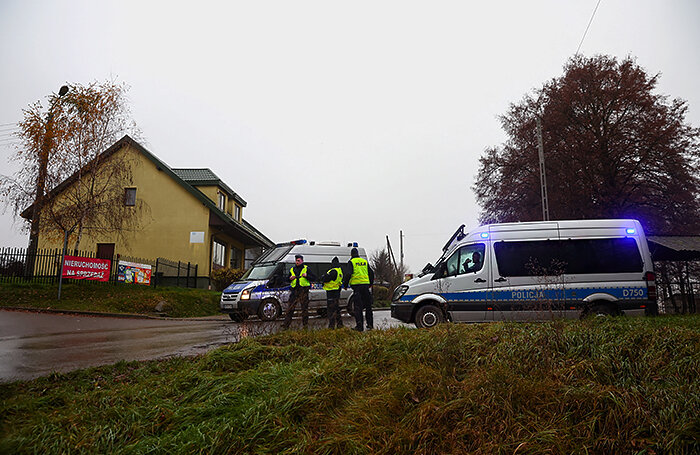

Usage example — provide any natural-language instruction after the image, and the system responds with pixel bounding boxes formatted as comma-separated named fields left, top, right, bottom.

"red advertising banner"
left=62, top=255, right=111, bottom=281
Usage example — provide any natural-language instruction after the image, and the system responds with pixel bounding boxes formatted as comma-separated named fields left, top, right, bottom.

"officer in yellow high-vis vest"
left=343, top=248, right=375, bottom=332
left=321, top=257, right=344, bottom=329
left=282, top=254, right=316, bottom=329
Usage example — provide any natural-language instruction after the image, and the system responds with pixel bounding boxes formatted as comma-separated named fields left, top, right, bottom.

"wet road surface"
left=0, top=309, right=409, bottom=382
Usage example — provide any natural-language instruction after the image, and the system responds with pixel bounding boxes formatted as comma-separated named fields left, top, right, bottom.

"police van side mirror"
left=432, top=262, right=446, bottom=280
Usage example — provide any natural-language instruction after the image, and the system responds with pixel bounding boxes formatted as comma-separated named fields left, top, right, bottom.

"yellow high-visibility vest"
left=290, top=265, right=310, bottom=287
left=323, top=267, right=343, bottom=291
left=349, top=258, right=370, bottom=285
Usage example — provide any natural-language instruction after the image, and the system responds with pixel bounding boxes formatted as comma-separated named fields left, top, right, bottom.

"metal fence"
left=656, top=260, right=699, bottom=314
left=0, top=246, right=199, bottom=288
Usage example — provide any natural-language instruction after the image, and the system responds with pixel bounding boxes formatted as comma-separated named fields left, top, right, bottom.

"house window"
left=218, top=192, right=226, bottom=211
left=124, top=188, right=136, bottom=206
left=212, top=240, right=226, bottom=269
left=230, top=247, right=243, bottom=269
left=234, top=205, right=241, bottom=221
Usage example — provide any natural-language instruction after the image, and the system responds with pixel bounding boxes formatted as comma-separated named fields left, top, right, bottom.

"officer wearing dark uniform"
left=343, top=248, right=375, bottom=332
left=282, top=254, right=316, bottom=329
left=321, top=257, right=344, bottom=329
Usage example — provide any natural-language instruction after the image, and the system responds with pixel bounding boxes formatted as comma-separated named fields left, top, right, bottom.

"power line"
left=576, top=0, right=603, bottom=55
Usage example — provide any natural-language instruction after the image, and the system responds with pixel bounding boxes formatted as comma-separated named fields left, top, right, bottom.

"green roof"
left=171, top=168, right=246, bottom=207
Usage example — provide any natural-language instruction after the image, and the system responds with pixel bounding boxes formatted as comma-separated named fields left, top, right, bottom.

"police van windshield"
left=241, top=264, right=279, bottom=281
left=254, top=245, right=294, bottom=265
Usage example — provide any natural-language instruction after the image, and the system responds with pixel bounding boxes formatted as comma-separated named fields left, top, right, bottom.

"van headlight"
left=241, top=289, right=251, bottom=300
left=393, top=285, right=409, bottom=302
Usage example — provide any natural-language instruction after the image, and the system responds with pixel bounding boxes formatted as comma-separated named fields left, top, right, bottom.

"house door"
left=96, top=243, right=115, bottom=260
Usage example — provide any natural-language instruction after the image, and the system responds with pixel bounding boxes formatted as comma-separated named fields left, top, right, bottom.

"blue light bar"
left=626, top=228, right=636, bottom=235
left=291, top=239, right=307, bottom=245
left=480, top=232, right=489, bottom=239
left=353, top=242, right=358, bottom=247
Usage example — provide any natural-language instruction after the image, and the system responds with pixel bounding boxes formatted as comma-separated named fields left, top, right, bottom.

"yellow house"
left=23, top=135, right=273, bottom=285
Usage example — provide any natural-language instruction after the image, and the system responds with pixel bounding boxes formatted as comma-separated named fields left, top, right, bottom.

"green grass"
left=1, top=316, right=699, bottom=454
left=0, top=281, right=221, bottom=318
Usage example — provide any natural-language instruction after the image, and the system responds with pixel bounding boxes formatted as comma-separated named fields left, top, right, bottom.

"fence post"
left=154, top=258, right=159, bottom=288
left=177, top=261, right=181, bottom=287
left=194, top=264, right=198, bottom=289
left=186, top=262, right=191, bottom=288
left=112, top=254, right=117, bottom=285
left=57, top=233, right=69, bottom=300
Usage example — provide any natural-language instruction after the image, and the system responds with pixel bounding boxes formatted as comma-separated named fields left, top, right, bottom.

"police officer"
left=343, top=247, right=374, bottom=332
left=282, top=254, right=316, bottom=329
left=321, top=257, right=344, bottom=329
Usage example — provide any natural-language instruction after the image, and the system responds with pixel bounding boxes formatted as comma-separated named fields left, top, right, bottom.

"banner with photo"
left=62, top=255, right=111, bottom=281
left=117, top=260, right=152, bottom=285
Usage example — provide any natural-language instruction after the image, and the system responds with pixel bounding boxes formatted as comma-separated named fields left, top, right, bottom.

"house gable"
left=27, top=135, right=273, bottom=275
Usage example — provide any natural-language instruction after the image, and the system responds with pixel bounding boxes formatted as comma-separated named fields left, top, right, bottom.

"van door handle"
left=474, top=278, right=486, bottom=283
left=494, top=277, right=507, bottom=282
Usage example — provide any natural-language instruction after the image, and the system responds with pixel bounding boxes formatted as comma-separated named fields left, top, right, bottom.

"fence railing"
left=658, top=279, right=698, bottom=314
left=0, top=247, right=199, bottom=288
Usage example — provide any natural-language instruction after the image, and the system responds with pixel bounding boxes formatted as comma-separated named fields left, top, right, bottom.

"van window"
left=241, top=263, right=279, bottom=281
left=305, top=263, right=326, bottom=282
left=494, top=238, right=643, bottom=277
left=255, top=245, right=293, bottom=264
left=446, top=243, right=486, bottom=276
left=559, top=238, right=643, bottom=274
left=285, top=262, right=325, bottom=282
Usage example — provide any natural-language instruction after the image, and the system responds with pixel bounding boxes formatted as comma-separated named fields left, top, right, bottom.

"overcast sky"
left=1, top=0, right=699, bottom=272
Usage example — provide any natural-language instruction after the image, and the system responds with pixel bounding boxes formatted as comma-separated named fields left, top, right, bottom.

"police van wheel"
left=229, top=312, right=248, bottom=322
left=415, top=304, right=444, bottom=329
left=258, top=300, right=281, bottom=321
left=590, top=304, right=615, bottom=317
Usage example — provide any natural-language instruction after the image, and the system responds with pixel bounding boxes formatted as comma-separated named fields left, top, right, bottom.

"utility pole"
left=399, top=230, right=404, bottom=270
left=536, top=117, right=550, bottom=221
left=386, top=235, right=398, bottom=273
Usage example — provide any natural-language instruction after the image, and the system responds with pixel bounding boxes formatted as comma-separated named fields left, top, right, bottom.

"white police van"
left=220, top=240, right=367, bottom=322
left=391, top=219, right=657, bottom=328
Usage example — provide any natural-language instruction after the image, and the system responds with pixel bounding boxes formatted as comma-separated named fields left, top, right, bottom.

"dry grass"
left=1, top=315, right=698, bottom=454
left=0, top=281, right=220, bottom=317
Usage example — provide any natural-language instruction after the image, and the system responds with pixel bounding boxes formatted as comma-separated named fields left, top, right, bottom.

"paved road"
left=0, top=309, right=409, bottom=382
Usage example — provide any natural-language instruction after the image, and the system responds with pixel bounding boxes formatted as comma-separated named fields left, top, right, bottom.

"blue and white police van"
left=391, top=219, right=657, bottom=328
left=220, top=240, right=367, bottom=321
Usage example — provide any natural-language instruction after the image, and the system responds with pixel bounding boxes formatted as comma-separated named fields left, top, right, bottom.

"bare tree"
left=1, top=80, right=144, bottom=254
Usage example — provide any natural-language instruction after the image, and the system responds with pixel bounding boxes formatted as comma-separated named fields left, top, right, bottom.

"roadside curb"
left=0, top=306, right=228, bottom=322
left=0, top=306, right=391, bottom=321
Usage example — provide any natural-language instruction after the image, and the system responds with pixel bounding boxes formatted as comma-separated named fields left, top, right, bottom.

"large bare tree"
left=474, top=55, right=700, bottom=235
left=1, top=81, right=144, bottom=253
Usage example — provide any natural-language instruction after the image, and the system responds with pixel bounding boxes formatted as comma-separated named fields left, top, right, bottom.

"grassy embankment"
left=0, top=281, right=221, bottom=318
left=1, top=316, right=698, bottom=454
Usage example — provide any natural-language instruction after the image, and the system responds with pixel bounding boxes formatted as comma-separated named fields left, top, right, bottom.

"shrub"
left=210, top=267, right=246, bottom=291
left=372, top=285, right=390, bottom=301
